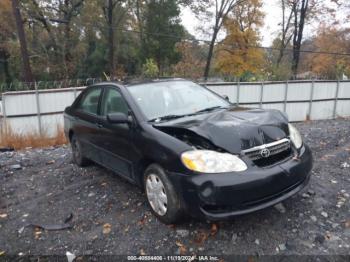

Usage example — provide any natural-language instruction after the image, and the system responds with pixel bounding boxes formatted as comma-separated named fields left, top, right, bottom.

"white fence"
left=207, top=80, right=350, bottom=122
left=0, top=87, right=85, bottom=136
left=0, top=80, right=349, bottom=136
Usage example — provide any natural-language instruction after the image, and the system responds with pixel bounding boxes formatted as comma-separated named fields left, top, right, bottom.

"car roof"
left=124, top=77, right=186, bottom=86
left=90, top=78, right=187, bottom=89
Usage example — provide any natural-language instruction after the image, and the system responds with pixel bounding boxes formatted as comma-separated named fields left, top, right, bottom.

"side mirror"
left=222, top=95, right=230, bottom=101
left=107, top=113, right=130, bottom=124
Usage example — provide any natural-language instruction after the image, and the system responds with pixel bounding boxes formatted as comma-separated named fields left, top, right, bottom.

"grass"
left=0, top=124, right=67, bottom=150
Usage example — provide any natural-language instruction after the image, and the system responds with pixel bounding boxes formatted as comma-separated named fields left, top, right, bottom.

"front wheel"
left=144, top=164, right=184, bottom=224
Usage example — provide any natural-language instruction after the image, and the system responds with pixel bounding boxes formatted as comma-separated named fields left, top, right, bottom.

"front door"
left=97, top=86, right=136, bottom=181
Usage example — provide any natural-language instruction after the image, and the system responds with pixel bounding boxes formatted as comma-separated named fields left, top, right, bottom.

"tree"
left=0, top=0, right=16, bottom=84
left=276, top=0, right=294, bottom=66
left=58, top=0, right=85, bottom=78
left=275, top=0, right=329, bottom=79
left=291, top=0, right=309, bottom=79
left=26, top=0, right=58, bottom=52
left=142, top=58, right=159, bottom=77
left=143, top=0, right=184, bottom=74
left=215, top=0, right=265, bottom=79
left=31, top=0, right=86, bottom=78
left=172, top=41, right=206, bottom=79
left=306, top=25, right=350, bottom=79
left=19, top=0, right=86, bottom=79
left=190, top=0, right=243, bottom=80
left=266, top=37, right=293, bottom=80
left=11, top=0, right=34, bottom=83
left=102, top=0, right=128, bottom=79
left=131, top=0, right=146, bottom=51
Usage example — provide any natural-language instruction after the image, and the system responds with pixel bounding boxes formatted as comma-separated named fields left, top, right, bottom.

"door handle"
left=96, top=123, right=103, bottom=128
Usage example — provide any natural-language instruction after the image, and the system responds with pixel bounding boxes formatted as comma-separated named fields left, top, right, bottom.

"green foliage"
left=142, top=0, right=184, bottom=74
left=265, top=37, right=293, bottom=80
left=0, top=0, right=189, bottom=83
left=77, top=41, right=108, bottom=79
left=2, top=0, right=349, bottom=84
left=172, top=41, right=206, bottom=79
left=268, top=63, right=293, bottom=81
left=142, top=58, right=159, bottom=78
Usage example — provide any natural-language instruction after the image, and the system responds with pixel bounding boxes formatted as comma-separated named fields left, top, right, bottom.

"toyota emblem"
left=260, top=148, right=271, bottom=158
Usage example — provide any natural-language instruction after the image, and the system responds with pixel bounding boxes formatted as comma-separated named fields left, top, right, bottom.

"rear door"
left=72, top=86, right=103, bottom=163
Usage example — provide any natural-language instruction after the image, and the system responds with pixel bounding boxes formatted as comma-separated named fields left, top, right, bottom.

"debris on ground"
left=278, top=243, right=287, bottom=251
left=102, top=223, right=112, bottom=234
left=210, top=223, right=218, bottom=236
left=46, top=160, right=55, bottom=165
left=274, top=203, right=286, bottom=213
left=321, top=211, right=328, bottom=218
left=315, top=234, right=326, bottom=244
left=193, top=231, right=208, bottom=245
left=66, top=251, right=76, bottom=262
left=18, top=213, right=73, bottom=233
left=341, top=162, right=349, bottom=168
left=0, top=147, right=14, bottom=153
left=345, top=220, right=350, bottom=228
left=9, top=164, right=21, bottom=170
left=176, top=229, right=189, bottom=238
left=302, top=193, right=310, bottom=198
left=307, top=190, right=316, bottom=196
left=231, top=233, right=238, bottom=244
left=88, top=192, right=95, bottom=198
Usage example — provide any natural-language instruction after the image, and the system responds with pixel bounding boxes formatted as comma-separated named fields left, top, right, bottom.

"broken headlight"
left=181, top=150, right=247, bottom=173
left=288, top=123, right=303, bottom=149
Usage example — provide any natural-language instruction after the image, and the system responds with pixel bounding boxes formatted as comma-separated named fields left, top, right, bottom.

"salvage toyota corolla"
left=64, top=79, right=313, bottom=224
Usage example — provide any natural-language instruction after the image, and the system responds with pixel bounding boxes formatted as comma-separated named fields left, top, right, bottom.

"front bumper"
left=167, top=144, right=313, bottom=221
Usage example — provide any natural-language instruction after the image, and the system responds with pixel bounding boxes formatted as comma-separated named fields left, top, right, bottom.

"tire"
left=144, top=164, right=184, bottom=224
left=70, top=134, right=89, bottom=167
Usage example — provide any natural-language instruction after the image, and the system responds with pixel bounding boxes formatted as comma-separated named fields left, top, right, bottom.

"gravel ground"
left=0, top=119, right=350, bottom=258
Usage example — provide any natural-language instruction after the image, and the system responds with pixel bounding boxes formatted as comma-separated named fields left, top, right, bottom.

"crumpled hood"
left=154, top=108, right=290, bottom=154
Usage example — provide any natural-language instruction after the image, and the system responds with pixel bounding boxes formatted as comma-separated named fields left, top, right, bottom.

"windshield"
left=127, top=81, right=230, bottom=121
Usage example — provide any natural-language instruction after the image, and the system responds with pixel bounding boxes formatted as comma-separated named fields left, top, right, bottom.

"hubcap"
left=145, top=174, right=168, bottom=216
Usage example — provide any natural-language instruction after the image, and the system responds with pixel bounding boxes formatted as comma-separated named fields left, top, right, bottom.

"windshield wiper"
left=194, top=106, right=227, bottom=114
left=149, top=106, right=229, bottom=123
left=149, top=114, right=188, bottom=123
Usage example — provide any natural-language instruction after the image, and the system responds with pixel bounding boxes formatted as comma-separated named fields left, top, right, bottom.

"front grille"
left=242, top=138, right=292, bottom=166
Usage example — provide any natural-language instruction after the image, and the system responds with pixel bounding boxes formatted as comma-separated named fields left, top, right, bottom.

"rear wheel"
left=70, top=134, right=89, bottom=167
left=144, top=164, right=184, bottom=224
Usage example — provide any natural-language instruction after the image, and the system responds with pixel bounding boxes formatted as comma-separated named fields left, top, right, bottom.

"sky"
left=180, top=0, right=341, bottom=47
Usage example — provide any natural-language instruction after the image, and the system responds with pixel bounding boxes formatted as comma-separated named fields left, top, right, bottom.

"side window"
left=101, top=88, right=129, bottom=116
left=76, top=88, right=102, bottom=115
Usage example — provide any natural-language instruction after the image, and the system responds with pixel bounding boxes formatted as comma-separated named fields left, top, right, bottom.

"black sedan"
left=64, top=79, right=313, bottom=224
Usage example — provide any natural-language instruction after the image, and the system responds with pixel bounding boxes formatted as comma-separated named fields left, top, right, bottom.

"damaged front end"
left=154, top=126, right=226, bottom=152
left=152, top=107, right=305, bottom=171
left=154, top=125, right=248, bottom=174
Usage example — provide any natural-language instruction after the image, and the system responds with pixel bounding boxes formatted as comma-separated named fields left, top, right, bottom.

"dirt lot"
left=0, top=119, right=350, bottom=257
